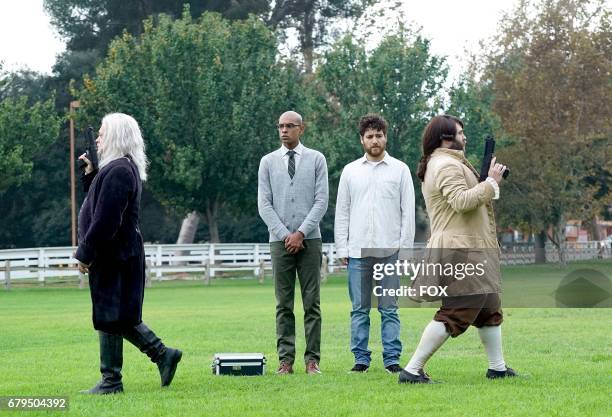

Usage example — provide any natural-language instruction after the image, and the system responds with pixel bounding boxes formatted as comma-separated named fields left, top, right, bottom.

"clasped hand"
left=284, top=231, right=305, bottom=254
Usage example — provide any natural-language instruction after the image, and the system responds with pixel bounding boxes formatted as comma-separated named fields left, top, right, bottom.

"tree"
left=308, top=30, right=447, bottom=239
left=43, top=0, right=273, bottom=111
left=77, top=11, right=303, bottom=242
left=268, top=0, right=376, bottom=73
left=0, top=68, right=62, bottom=248
left=0, top=80, right=61, bottom=195
left=483, top=0, right=612, bottom=263
left=44, top=0, right=269, bottom=52
left=43, top=0, right=275, bottom=246
left=446, top=74, right=503, bottom=168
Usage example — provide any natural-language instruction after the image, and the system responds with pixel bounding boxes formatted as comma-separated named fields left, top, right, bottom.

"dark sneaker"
left=398, top=369, right=434, bottom=384
left=349, top=363, right=369, bottom=373
left=276, top=361, right=294, bottom=375
left=486, top=367, right=518, bottom=379
left=385, top=364, right=403, bottom=374
left=306, top=360, right=322, bottom=375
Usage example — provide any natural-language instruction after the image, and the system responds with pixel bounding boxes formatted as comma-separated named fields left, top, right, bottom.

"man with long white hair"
left=76, top=113, right=182, bottom=394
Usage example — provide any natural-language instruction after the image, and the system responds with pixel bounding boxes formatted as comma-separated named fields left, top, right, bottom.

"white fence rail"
left=0, top=243, right=342, bottom=285
left=0, top=242, right=608, bottom=286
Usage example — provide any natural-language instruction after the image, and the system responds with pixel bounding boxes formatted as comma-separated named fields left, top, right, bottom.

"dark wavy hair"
left=416, top=114, right=463, bottom=182
left=359, top=113, right=388, bottom=137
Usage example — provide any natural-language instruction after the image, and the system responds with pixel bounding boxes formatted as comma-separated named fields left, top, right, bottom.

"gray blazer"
left=258, top=145, right=329, bottom=242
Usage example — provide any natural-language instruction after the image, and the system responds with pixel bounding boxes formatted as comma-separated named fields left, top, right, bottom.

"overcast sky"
left=0, top=0, right=517, bottom=81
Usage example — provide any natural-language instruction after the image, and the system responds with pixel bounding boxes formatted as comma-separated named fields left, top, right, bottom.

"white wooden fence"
left=0, top=243, right=341, bottom=286
left=0, top=242, right=608, bottom=287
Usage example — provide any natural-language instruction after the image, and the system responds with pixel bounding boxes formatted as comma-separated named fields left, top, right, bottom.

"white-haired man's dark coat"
left=75, top=157, right=145, bottom=333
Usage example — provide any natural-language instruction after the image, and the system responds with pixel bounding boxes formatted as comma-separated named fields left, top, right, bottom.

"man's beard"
left=448, top=138, right=465, bottom=151
left=366, top=145, right=385, bottom=157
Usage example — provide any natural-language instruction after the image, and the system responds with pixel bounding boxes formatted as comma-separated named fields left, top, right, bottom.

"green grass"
left=0, top=260, right=610, bottom=417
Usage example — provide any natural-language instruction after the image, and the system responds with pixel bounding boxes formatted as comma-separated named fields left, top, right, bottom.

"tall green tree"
left=44, top=0, right=269, bottom=52
left=483, top=0, right=611, bottom=263
left=0, top=70, right=61, bottom=195
left=308, top=30, right=447, bottom=238
left=0, top=68, right=62, bottom=248
left=446, top=74, right=504, bottom=169
left=268, top=0, right=376, bottom=73
left=78, top=11, right=303, bottom=242
left=44, top=0, right=272, bottom=111
left=42, top=0, right=275, bottom=247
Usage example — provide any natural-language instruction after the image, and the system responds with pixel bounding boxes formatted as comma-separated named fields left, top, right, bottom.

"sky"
left=0, top=0, right=518, bottom=81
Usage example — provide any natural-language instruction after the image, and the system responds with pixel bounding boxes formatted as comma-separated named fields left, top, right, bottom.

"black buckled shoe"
left=385, top=364, right=403, bottom=374
left=419, top=369, right=431, bottom=381
left=398, top=369, right=433, bottom=384
left=486, top=367, right=518, bottom=379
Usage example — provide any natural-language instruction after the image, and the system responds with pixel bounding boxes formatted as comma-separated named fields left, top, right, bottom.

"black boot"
left=81, top=331, right=124, bottom=394
left=122, top=322, right=182, bottom=387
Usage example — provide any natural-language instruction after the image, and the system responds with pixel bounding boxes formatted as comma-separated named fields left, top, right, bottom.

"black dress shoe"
left=486, top=367, right=518, bottom=379
left=419, top=369, right=431, bottom=381
left=349, top=363, right=369, bottom=373
left=385, top=364, right=403, bottom=374
left=398, top=369, right=433, bottom=384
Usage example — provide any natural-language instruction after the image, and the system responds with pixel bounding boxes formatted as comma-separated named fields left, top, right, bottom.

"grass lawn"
left=0, top=260, right=610, bottom=417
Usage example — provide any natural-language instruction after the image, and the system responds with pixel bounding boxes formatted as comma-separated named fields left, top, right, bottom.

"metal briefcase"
left=212, top=353, right=266, bottom=376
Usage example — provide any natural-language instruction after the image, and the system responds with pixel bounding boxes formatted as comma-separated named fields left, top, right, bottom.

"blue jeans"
left=348, top=255, right=402, bottom=367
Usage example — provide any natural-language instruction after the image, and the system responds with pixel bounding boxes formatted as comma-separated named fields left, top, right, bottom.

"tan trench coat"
left=410, top=147, right=502, bottom=300
left=423, top=148, right=498, bottom=249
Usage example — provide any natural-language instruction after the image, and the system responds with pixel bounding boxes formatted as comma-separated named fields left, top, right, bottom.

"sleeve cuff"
left=297, top=225, right=309, bottom=237
left=485, top=177, right=500, bottom=200
left=335, top=248, right=348, bottom=258
left=81, top=169, right=98, bottom=192
left=75, top=243, right=94, bottom=265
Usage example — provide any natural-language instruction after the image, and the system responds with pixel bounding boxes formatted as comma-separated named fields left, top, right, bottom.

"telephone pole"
left=69, top=100, right=80, bottom=247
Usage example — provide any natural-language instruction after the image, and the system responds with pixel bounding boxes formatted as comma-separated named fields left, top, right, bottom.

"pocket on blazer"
left=446, top=234, right=487, bottom=249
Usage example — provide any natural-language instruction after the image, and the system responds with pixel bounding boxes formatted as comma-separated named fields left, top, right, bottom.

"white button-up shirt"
left=334, top=152, right=416, bottom=259
left=280, top=142, right=304, bottom=171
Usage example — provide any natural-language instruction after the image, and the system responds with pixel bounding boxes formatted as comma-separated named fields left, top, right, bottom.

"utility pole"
left=69, top=100, right=80, bottom=247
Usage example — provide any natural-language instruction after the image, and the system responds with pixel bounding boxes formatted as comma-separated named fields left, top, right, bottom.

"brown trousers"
left=433, top=293, right=503, bottom=337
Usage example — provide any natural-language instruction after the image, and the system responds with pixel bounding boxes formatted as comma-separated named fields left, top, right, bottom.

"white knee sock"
left=404, top=320, right=449, bottom=375
left=478, top=325, right=506, bottom=371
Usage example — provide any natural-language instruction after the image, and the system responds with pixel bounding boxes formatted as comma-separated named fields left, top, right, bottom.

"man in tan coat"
left=399, top=114, right=517, bottom=384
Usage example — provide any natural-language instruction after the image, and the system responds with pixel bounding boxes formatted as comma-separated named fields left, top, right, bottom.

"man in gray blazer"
left=258, top=111, right=329, bottom=375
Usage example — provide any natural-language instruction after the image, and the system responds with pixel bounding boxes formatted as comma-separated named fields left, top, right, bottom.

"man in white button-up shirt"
left=334, top=114, right=415, bottom=374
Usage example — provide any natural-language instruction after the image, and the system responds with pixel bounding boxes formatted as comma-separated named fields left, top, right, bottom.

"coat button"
left=290, top=182, right=293, bottom=186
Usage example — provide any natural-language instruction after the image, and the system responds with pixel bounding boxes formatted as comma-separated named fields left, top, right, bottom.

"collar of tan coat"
left=432, top=148, right=480, bottom=179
